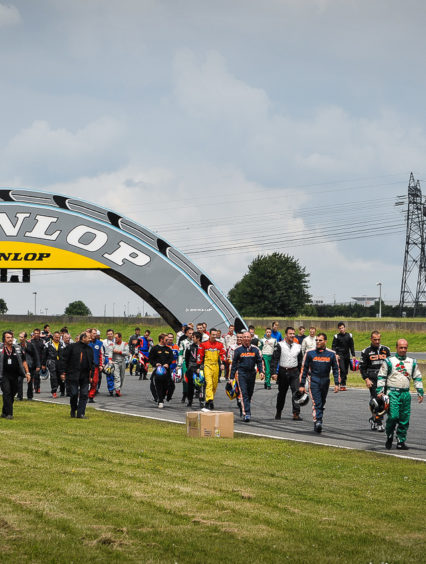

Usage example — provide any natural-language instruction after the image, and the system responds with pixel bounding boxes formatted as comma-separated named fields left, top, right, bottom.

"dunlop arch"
left=0, top=189, right=246, bottom=332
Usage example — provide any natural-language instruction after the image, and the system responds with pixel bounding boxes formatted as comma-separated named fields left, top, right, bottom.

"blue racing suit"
left=230, top=344, right=263, bottom=419
left=300, top=348, right=339, bottom=424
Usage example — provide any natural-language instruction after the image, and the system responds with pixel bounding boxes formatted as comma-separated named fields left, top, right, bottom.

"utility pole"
left=399, top=173, right=426, bottom=316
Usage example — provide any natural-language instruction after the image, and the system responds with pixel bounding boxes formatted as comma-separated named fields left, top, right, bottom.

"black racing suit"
left=331, top=332, right=355, bottom=386
left=31, top=337, right=45, bottom=393
left=18, top=341, right=40, bottom=399
left=62, top=341, right=94, bottom=417
left=42, top=340, right=67, bottom=395
left=360, top=344, right=391, bottom=422
left=184, top=342, right=200, bottom=406
left=148, top=344, right=173, bottom=403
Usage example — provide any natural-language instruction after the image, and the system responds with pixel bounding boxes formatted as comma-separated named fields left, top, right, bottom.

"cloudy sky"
left=1, top=0, right=426, bottom=317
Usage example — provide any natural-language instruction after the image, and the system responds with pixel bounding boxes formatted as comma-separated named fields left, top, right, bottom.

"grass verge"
left=0, top=402, right=425, bottom=563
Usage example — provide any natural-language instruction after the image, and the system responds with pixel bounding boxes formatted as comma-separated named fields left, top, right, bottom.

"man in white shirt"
left=301, top=326, right=317, bottom=356
left=271, top=326, right=303, bottom=421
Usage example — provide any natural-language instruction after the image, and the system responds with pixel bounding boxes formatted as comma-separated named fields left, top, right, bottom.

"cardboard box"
left=186, top=411, right=234, bottom=438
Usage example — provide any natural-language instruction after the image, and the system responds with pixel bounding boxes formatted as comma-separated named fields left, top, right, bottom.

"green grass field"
left=1, top=321, right=426, bottom=351
left=0, top=402, right=425, bottom=563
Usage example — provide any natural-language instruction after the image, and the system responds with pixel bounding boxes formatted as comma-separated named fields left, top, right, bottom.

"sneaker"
left=77, top=415, right=88, bottom=419
left=385, top=436, right=393, bottom=450
left=293, top=414, right=303, bottom=421
left=51, top=392, right=57, bottom=399
left=340, top=386, right=347, bottom=391
left=377, top=423, right=385, bottom=433
left=158, top=402, right=164, bottom=409
left=88, top=398, right=95, bottom=403
left=70, top=410, right=76, bottom=418
left=397, top=442, right=409, bottom=451
left=369, top=417, right=377, bottom=431
left=115, top=390, right=121, bottom=397
left=267, top=385, right=271, bottom=390
left=60, top=392, right=65, bottom=397
left=36, top=388, right=41, bottom=394
left=6, top=415, right=14, bottom=420
left=186, top=401, right=193, bottom=407
left=264, top=383, right=267, bottom=389
left=109, top=391, right=114, bottom=396
left=243, top=415, right=251, bottom=423
left=314, top=421, right=322, bottom=433
left=275, top=411, right=282, bottom=420
left=209, top=401, right=214, bottom=411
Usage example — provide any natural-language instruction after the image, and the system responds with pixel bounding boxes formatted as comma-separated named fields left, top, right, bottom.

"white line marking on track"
left=36, top=399, right=426, bottom=462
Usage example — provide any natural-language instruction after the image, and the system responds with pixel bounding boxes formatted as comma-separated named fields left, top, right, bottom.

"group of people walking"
left=0, top=320, right=423, bottom=450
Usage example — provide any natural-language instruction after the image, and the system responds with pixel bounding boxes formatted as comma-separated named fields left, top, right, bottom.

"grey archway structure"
left=0, top=189, right=246, bottom=332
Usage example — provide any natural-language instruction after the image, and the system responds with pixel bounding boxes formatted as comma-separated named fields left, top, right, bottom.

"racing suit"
left=17, top=340, right=40, bottom=400
left=184, top=342, right=201, bottom=406
left=31, top=336, right=45, bottom=393
left=102, top=338, right=115, bottom=393
left=300, top=347, right=340, bottom=425
left=259, top=337, right=277, bottom=388
left=223, top=332, right=237, bottom=379
left=377, top=354, right=424, bottom=444
left=178, top=336, right=192, bottom=401
left=149, top=344, right=173, bottom=404
left=137, top=336, right=151, bottom=379
left=42, top=340, right=66, bottom=395
left=197, top=340, right=226, bottom=405
left=230, top=344, right=263, bottom=419
left=332, top=332, right=355, bottom=387
left=128, top=334, right=141, bottom=375
left=360, top=344, right=390, bottom=426
left=88, top=339, right=104, bottom=399
left=110, top=341, right=130, bottom=393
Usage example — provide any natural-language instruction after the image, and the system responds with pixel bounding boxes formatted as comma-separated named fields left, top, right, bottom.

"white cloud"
left=1, top=117, right=127, bottom=184
left=0, top=3, right=20, bottom=27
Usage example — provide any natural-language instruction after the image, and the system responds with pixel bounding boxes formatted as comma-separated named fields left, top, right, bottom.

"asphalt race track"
left=37, top=375, right=425, bottom=462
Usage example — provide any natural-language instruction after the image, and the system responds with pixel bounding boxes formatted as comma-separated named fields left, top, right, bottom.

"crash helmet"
left=293, top=389, right=309, bottom=406
left=39, top=366, right=50, bottom=381
left=225, top=378, right=239, bottom=400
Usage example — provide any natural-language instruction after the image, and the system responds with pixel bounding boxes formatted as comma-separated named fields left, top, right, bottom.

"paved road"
left=36, top=375, right=426, bottom=462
